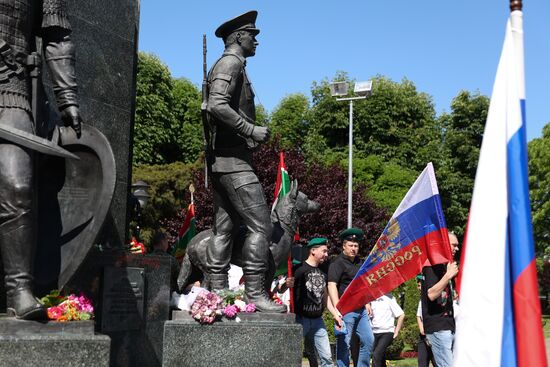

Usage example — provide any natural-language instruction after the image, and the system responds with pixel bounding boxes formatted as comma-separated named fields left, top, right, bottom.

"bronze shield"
left=34, top=123, right=116, bottom=292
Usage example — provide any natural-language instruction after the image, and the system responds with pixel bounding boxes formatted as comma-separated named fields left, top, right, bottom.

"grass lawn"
left=388, top=358, right=418, bottom=367
left=543, top=315, right=550, bottom=338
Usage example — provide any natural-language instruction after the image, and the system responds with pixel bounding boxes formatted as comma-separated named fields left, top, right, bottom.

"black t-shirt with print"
left=421, top=264, right=455, bottom=333
left=293, top=262, right=327, bottom=318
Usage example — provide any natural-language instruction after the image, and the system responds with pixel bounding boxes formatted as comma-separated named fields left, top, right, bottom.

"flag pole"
left=189, top=184, right=195, bottom=205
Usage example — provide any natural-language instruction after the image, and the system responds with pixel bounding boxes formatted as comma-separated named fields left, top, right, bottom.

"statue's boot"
left=6, top=287, right=46, bottom=320
left=208, top=273, right=228, bottom=292
left=243, top=274, right=286, bottom=313
left=0, top=217, right=46, bottom=320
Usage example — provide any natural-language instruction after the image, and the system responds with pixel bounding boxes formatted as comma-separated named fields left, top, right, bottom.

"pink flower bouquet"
left=190, top=290, right=223, bottom=324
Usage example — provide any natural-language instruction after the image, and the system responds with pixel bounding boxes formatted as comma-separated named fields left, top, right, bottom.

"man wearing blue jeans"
left=420, top=232, right=460, bottom=367
left=328, top=228, right=374, bottom=367
left=287, top=238, right=336, bottom=367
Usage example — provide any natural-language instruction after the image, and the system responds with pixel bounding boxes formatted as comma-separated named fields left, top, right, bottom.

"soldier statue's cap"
left=307, top=237, right=328, bottom=248
left=215, top=10, right=260, bottom=39
left=338, top=228, right=365, bottom=242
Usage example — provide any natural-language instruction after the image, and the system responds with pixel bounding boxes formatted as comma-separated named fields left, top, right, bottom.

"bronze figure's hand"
left=61, top=105, right=82, bottom=138
left=251, top=125, right=270, bottom=143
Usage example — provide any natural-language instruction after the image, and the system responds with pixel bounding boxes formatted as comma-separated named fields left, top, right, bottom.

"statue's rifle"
left=201, top=34, right=211, bottom=188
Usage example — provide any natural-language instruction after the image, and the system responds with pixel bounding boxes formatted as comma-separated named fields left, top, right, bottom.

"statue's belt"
left=0, top=40, right=41, bottom=79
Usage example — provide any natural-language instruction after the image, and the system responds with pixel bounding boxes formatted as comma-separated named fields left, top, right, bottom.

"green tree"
left=528, top=122, right=550, bottom=255
left=436, top=91, right=489, bottom=236
left=269, top=93, right=310, bottom=149
left=171, top=77, right=203, bottom=164
left=134, top=52, right=175, bottom=165
left=352, top=155, right=418, bottom=210
left=306, top=74, right=438, bottom=171
left=134, top=53, right=205, bottom=165
left=132, top=161, right=198, bottom=243
left=256, top=104, right=269, bottom=126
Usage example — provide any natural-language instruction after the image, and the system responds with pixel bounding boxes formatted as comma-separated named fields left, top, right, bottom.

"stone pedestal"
left=0, top=316, right=110, bottom=367
left=94, top=253, right=175, bottom=367
left=163, top=312, right=303, bottom=367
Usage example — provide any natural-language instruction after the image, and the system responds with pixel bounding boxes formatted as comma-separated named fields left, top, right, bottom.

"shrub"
left=323, top=309, right=336, bottom=344
left=386, top=337, right=405, bottom=360
left=399, top=279, right=421, bottom=351
left=131, top=161, right=198, bottom=244
left=176, top=139, right=389, bottom=257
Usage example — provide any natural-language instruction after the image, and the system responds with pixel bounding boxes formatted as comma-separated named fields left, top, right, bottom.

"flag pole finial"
left=510, top=0, right=522, bottom=11
left=189, top=184, right=195, bottom=204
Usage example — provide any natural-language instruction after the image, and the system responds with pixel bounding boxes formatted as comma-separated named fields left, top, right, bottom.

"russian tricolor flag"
left=453, top=10, right=547, bottom=367
left=337, top=163, right=453, bottom=316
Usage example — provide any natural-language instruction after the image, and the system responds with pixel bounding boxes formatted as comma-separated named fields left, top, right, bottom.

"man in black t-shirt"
left=328, top=228, right=374, bottom=367
left=288, top=237, right=338, bottom=367
left=420, top=232, right=460, bottom=367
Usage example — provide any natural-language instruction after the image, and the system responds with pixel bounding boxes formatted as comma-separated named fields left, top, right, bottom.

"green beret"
left=338, top=227, right=364, bottom=242
left=292, top=259, right=302, bottom=265
left=307, top=237, right=328, bottom=248
left=215, top=10, right=260, bottom=39
left=416, top=274, right=424, bottom=281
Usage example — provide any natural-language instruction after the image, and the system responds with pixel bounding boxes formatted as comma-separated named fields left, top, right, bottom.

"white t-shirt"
left=370, top=294, right=404, bottom=334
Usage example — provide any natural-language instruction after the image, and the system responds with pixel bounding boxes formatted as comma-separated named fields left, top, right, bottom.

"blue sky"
left=138, top=0, right=550, bottom=141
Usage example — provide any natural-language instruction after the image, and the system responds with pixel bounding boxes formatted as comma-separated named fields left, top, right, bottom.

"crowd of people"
left=270, top=229, right=461, bottom=367
left=145, top=221, right=461, bottom=367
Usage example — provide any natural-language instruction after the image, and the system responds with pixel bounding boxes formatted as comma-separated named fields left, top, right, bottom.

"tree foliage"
left=170, top=78, right=203, bottom=164
left=353, top=156, right=418, bottom=210
left=163, top=140, right=389, bottom=257
left=134, top=53, right=203, bottom=165
left=132, top=161, right=198, bottom=244
left=306, top=74, right=437, bottom=170
left=134, top=52, right=175, bottom=165
left=435, top=91, right=489, bottom=236
left=528, top=122, right=550, bottom=255
left=269, top=93, right=310, bottom=149
left=133, top=54, right=495, bottom=260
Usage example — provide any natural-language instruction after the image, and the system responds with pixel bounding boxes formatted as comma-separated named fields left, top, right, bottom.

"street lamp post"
left=131, top=180, right=151, bottom=241
left=330, top=81, right=373, bottom=228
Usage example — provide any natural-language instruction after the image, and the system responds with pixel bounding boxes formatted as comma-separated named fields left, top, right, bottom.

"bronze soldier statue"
left=0, top=0, right=82, bottom=319
left=204, top=10, right=285, bottom=312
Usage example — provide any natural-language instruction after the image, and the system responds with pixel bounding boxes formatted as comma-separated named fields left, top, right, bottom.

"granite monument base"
left=163, top=312, right=302, bottom=367
left=0, top=316, right=110, bottom=367
left=95, top=252, right=175, bottom=367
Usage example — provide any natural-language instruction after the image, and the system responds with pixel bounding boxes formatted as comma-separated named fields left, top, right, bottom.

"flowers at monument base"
left=190, top=290, right=223, bottom=324
left=244, top=303, right=256, bottom=313
left=272, top=294, right=283, bottom=305
left=218, top=289, right=256, bottom=318
left=128, top=237, right=146, bottom=254
left=190, top=289, right=256, bottom=324
left=41, top=290, right=94, bottom=322
left=223, top=304, right=238, bottom=318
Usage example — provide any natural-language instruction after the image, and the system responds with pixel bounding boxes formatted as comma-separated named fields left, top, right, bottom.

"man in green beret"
left=286, top=238, right=339, bottom=367
left=328, top=228, right=374, bottom=367
left=203, top=11, right=284, bottom=312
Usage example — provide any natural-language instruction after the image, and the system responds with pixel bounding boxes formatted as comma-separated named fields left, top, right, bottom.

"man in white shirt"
left=369, top=293, right=405, bottom=367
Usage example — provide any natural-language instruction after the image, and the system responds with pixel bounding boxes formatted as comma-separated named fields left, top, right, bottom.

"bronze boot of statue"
left=243, top=274, right=286, bottom=313
left=208, top=273, right=228, bottom=292
left=6, top=287, right=46, bottom=320
left=1, top=219, right=46, bottom=320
